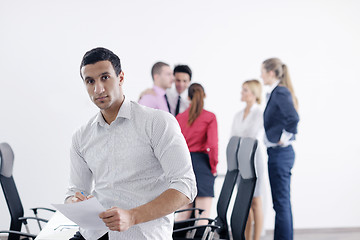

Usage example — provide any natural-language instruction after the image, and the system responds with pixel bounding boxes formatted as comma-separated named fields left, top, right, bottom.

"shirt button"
left=207, top=148, right=210, bottom=152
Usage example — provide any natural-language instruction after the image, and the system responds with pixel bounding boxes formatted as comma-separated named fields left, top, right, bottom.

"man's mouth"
left=95, top=96, right=107, bottom=101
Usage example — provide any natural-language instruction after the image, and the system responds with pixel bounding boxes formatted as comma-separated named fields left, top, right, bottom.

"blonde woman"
left=231, top=79, right=265, bottom=240
left=261, top=58, right=299, bottom=240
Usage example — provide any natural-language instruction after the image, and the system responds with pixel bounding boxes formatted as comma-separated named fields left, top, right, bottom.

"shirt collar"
left=179, top=88, right=188, bottom=99
left=153, top=85, right=167, bottom=96
left=268, top=80, right=280, bottom=94
left=92, top=96, right=131, bottom=127
left=250, top=103, right=259, bottom=112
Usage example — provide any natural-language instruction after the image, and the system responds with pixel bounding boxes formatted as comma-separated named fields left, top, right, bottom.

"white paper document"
left=52, top=198, right=108, bottom=230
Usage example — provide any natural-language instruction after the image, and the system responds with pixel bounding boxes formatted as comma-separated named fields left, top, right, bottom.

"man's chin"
left=95, top=102, right=109, bottom=110
left=177, top=89, right=185, bottom=94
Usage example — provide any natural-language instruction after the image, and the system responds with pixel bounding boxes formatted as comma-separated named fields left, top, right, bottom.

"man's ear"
left=153, top=73, right=159, bottom=83
left=119, top=71, right=124, bottom=86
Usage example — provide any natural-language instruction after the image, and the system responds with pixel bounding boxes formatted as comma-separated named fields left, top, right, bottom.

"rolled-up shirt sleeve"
left=151, top=111, right=197, bottom=202
left=65, top=131, right=93, bottom=200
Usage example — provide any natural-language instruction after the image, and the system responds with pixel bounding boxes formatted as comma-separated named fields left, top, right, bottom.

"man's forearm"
left=130, top=188, right=191, bottom=225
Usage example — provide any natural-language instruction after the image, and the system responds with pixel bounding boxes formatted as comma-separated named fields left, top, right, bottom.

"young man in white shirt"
left=166, top=65, right=192, bottom=116
left=66, top=47, right=197, bottom=240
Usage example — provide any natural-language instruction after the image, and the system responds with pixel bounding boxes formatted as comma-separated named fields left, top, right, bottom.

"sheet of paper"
left=52, top=198, right=107, bottom=230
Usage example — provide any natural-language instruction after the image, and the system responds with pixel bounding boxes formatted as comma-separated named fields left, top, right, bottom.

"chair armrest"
left=173, top=224, right=220, bottom=232
left=18, top=216, right=49, bottom=223
left=175, top=217, right=216, bottom=226
left=175, top=207, right=205, bottom=215
left=0, top=230, right=36, bottom=239
left=173, top=224, right=221, bottom=239
left=30, top=207, right=56, bottom=214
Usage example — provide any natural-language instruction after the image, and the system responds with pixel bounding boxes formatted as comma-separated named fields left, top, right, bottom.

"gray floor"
left=1, top=228, right=360, bottom=239
left=262, top=228, right=360, bottom=240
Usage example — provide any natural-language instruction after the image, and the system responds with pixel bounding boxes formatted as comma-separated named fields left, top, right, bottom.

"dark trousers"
left=69, top=231, right=108, bottom=240
left=267, top=145, right=295, bottom=240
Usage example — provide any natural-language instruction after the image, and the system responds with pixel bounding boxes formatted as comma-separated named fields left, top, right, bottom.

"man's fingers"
left=74, top=192, right=87, bottom=201
left=99, top=207, right=118, bottom=219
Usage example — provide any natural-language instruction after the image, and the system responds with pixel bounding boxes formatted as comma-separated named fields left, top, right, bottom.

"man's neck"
left=154, top=82, right=167, bottom=91
left=101, top=96, right=125, bottom=125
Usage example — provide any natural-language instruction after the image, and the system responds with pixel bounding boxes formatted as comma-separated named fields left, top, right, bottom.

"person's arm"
left=138, top=94, right=157, bottom=108
left=65, top=132, right=93, bottom=203
left=99, top=189, right=189, bottom=232
left=206, top=113, right=219, bottom=175
left=275, top=88, right=299, bottom=135
left=138, top=88, right=156, bottom=101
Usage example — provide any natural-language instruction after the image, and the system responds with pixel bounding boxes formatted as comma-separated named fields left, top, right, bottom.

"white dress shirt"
left=166, top=87, right=189, bottom=116
left=230, top=104, right=265, bottom=196
left=66, top=98, right=197, bottom=240
left=231, top=104, right=263, bottom=140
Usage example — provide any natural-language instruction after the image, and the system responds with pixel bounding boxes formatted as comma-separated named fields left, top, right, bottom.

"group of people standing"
left=139, top=57, right=299, bottom=240
left=66, top=46, right=299, bottom=240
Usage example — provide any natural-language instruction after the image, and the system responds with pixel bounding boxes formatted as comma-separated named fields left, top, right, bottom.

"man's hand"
left=98, top=189, right=190, bottom=232
left=66, top=192, right=93, bottom=203
left=99, top=207, right=136, bottom=232
left=138, top=88, right=156, bottom=100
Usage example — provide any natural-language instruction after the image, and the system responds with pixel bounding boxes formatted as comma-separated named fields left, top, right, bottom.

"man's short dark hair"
left=174, top=65, right=192, bottom=80
left=151, top=62, right=169, bottom=80
left=80, top=47, right=122, bottom=78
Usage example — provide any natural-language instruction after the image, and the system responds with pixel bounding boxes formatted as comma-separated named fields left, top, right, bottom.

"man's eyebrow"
left=99, top=72, right=110, bottom=77
left=84, top=72, right=109, bottom=81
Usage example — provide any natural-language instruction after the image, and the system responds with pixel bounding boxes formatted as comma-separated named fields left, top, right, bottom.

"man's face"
left=157, top=66, right=174, bottom=89
left=174, top=72, right=191, bottom=94
left=81, top=60, right=124, bottom=111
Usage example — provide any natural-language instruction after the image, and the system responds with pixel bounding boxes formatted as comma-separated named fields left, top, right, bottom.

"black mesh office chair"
left=0, top=142, right=55, bottom=240
left=174, top=137, right=258, bottom=240
left=173, top=136, right=241, bottom=239
left=230, top=137, right=258, bottom=240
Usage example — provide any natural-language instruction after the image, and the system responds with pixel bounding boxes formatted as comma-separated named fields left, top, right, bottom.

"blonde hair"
left=188, top=83, right=205, bottom=126
left=263, top=58, right=299, bottom=111
left=243, top=79, right=262, bottom=104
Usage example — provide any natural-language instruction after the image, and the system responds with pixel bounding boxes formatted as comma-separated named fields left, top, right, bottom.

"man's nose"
left=94, top=82, right=105, bottom=94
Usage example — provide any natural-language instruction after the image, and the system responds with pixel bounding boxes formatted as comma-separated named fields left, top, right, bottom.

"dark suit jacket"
left=264, top=86, right=299, bottom=143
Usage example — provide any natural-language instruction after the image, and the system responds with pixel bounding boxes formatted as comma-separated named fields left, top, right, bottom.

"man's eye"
left=86, top=79, right=95, bottom=84
left=101, top=76, right=109, bottom=80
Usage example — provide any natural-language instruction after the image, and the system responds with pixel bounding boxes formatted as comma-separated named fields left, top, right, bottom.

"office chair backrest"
left=0, top=142, right=24, bottom=240
left=230, top=137, right=258, bottom=240
left=215, top=136, right=240, bottom=239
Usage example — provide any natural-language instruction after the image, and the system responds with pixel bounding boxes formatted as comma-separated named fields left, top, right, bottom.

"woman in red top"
left=176, top=83, right=218, bottom=225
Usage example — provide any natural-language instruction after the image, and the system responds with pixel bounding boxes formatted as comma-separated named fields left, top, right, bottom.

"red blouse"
left=176, top=108, right=218, bottom=174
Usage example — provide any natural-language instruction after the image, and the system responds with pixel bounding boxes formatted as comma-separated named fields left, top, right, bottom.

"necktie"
left=164, top=94, right=171, bottom=113
left=175, top=96, right=181, bottom=116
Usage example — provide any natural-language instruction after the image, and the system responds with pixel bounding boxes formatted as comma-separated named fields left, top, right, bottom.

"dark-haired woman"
left=261, top=58, right=299, bottom=240
left=176, top=83, right=218, bottom=226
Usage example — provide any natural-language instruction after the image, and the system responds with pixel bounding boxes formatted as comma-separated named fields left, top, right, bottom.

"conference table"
left=35, top=211, right=78, bottom=240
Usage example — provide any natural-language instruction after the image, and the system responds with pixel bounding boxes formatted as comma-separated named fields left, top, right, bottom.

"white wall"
left=1, top=0, right=360, bottom=233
